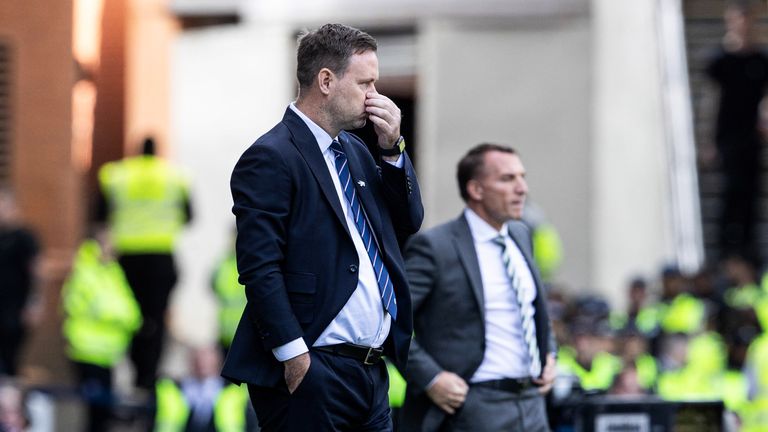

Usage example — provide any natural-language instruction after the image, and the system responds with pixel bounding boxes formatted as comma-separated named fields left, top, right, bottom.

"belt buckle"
left=363, top=347, right=380, bottom=365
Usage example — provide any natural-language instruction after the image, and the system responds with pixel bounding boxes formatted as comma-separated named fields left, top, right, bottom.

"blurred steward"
left=521, top=200, right=563, bottom=285
left=62, top=232, right=142, bottom=432
left=210, top=235, right=245, bottom=357
left=153, top=345, right=256, bottom=432
left=96, top=137, right=193, bottom=390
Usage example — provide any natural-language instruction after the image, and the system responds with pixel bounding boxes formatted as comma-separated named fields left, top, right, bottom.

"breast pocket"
left=285, top=272, right=316, bottom=324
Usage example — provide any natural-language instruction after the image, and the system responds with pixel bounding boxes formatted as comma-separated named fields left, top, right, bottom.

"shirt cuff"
left=272, top=337, right=308, bottom=362
left=384, top=154, right=404, bottom=168
left=426, top=373, right=441, bottom=391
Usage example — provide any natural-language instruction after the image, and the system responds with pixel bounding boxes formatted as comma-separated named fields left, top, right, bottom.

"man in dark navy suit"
left=223, top=23, right=423, bottom=431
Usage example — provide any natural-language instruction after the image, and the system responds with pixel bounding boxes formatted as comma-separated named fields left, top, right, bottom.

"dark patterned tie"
left=330, top=140, right=397, bottom=320
left=493, top=235, right=541, bottom=377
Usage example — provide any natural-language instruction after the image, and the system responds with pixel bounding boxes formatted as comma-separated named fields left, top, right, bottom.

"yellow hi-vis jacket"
left=212, top=253, right=246, bottom=348
left=385, top=359, right=407, bottom=408
left=62, top=240, right=142, bottom=367
left=557, top=347, right=622, bottom=391
left=98, top=155, right=189, bottom=254
left=155, top=379, right=249, bottom=432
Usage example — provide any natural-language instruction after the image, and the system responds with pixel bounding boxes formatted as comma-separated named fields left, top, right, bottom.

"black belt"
left=314, top=343, right=384, bottom=365
left=472, top=377, right=535, bottom=393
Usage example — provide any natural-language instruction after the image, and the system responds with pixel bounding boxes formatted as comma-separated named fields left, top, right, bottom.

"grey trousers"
left=436, top=385, right=550, bottom=432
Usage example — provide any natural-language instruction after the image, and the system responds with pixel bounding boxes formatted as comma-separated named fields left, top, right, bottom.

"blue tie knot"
left=330, top=140, right=343, bottom=156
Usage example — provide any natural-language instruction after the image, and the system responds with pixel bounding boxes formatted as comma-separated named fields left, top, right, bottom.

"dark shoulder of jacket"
left=508, top=220, right=533, bottom=249
left=409, top=217, right=459, bottom=247
left=241, top=122, right=291, bottom=154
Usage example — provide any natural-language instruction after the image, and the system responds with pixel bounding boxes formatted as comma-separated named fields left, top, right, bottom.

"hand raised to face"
left=365, top=92, right=401, bottom=149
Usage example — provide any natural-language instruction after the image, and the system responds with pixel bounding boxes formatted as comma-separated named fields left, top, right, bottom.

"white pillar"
left=592, top=0, right=674, bottom=306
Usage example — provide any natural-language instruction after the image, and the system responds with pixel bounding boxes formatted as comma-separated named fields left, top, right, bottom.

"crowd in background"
left=543, top=254, right=768, bottom=431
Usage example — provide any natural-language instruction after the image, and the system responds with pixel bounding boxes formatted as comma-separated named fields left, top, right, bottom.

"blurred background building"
left=0, top=0, right=752, bottom=407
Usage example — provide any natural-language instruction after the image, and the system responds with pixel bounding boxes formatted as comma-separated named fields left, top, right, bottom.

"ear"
left=318, top=68, right=334, bottom=95
left=466, top=179, right=483, bottom=201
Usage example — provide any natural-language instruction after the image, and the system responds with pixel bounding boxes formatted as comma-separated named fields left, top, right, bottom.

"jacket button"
left=349, top=265, right=358, bottom=273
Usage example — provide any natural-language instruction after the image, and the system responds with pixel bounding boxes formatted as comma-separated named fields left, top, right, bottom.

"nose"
left=517, top=178, right=528, bottom=195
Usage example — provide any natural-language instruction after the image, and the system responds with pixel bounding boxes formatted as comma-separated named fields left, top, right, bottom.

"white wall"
left=417, top=17, right=593, bottom=291
left=592, top=0, right=674, bottom=305
left=170, top=23, right=293, bottom=345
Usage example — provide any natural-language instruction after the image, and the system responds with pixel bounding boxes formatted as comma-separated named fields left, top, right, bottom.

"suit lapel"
left=452, top=215, right=485, bottom=321
left=282, top=109, right=350, bottom=236
left=506, top=222, right=543, bottom=290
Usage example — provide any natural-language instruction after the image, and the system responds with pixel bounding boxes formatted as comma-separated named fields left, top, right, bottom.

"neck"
left=295, top=96, right=339, bottom=138
left=467, top=205, right=504, bottom=231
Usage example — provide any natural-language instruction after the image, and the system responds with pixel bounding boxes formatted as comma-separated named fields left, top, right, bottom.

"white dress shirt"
left=464, top=208, right=538, bottom=381
left=272, top=103, right=403, bottom=361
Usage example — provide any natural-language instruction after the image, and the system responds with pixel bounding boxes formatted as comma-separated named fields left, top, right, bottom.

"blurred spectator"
left=656, top=266, right=706, bottom=337
left=557, top=301, right=622, bottom=395
left=0, top=380, right=29, bottom=432
left=657, top=331, right=725, bottom=401
left=96, top=137, right=193, bottom=390
left=722, top=255, right=761, bottom=309
left=0, top=188, right=41, bottom=377
left=153, top=345, right=256, bottom=432
left=744, top=301, right=768, bottom=430
left=210, top=236, right=245, bottom=357
left=717, top=256, right=762, bottom=355
left=656, top=333, right=689, bottom=373
left=607, top=363, right=647, bottom=398
left=615, top=329, right=657, bottom=392
left=706, top=1, right=768, bottom=264
left=609, top=277, right=659, bottom=337
left=745, top=297, right=768, bottom=399
left=62, top=233, right=142, bottom=432
left=721, top=333, right=750, bottom=416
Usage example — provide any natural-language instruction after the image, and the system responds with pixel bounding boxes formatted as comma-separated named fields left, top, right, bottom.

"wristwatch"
left=379, top=136, right=405, bottom=157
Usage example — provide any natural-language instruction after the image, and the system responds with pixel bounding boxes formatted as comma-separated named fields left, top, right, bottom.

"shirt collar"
left=464, top=208, right=509, bottom=243
left=289, top=102, right=337, bottom=154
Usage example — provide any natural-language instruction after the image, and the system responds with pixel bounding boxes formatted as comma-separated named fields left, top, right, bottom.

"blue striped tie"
left=493, top=235, right=542, bottom=377
left=330, top=140, right=398, bottom=320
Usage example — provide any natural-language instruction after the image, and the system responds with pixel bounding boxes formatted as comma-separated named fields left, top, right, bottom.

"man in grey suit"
left=400, top=143, right=557, bottom=431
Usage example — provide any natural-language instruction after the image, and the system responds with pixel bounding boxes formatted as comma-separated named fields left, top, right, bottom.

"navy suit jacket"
left=222, top=107, right=423, bottom=388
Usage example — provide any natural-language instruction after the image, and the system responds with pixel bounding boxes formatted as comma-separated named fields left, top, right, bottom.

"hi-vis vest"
left=385, top=359, right=407, bottom=409
left=155, top=379, right=248, bottom=432
left=62, top=240, right=142, bottom=367
left=740, top=396, right=768, bottom=432
left=658, top=293, right=706, bottom=334
left=557, top=347, right=622, bottom=391
left=747, top=333, right=768, bottom=396
left=212, top=254, right=246, bottom=348
left=99, top=155, right=189, bottom=254
left=531, top=223, right=562, bottom=283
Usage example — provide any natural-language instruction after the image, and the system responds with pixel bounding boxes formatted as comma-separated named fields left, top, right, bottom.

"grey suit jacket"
left=399, top=213, right=554, bottom=431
